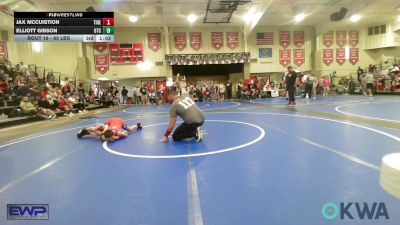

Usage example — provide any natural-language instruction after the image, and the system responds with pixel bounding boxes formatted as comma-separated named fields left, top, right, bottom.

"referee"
left=285, top=65, right=298, bottom=106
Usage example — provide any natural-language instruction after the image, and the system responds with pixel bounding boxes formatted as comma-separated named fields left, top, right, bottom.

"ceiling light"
left=244, top=12, right=255, bottom=23
left=350, top=14, right=361, bottom=22
left=187, top=14, right=197, bottom=23
left=128, top=15, right=138, bottom=23
left=294, top=14, right=306, bottom=22
left=98, top=77, right=109, bottom=81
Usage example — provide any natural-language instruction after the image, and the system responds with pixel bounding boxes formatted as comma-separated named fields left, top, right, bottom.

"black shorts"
left=366, top=83, right=373, bottom=89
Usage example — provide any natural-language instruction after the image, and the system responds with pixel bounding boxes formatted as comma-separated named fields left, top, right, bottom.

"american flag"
left=256, top=32, right=274, bottom=45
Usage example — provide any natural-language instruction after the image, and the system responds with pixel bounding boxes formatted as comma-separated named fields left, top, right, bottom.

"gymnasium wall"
left=6, top=31, right=81, bottom=77
left=84, top=27, right=168, bottom=80
left=248, top=26, right=314, bottom=74
left=2, top=21, right=400, bottom=83
left=168, top=26, right=245, bottom=54
left=314, top=27, right=376, bottom=78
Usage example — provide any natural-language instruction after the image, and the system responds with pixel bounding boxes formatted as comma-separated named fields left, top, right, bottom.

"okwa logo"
left=321, top=202, right=390, bottom=220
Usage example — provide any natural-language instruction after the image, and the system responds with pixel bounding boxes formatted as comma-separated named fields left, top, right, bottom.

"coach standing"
left=285, top=65, right=298, bottom=106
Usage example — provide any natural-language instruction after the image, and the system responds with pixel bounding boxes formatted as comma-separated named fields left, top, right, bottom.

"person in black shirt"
left=285, top=65, right=298, bottom=106
left=357, top=67, right=363, bottom=83
left=226, top=80, right=233, bottom=100
left=121, top=86, right=129, bottom=104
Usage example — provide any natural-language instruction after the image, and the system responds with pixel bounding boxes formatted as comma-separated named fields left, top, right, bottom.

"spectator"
left=219, top=82, right=225, bottom=101
left=311, top=74, right=318, bottom=100
left=305, top=74, right=313, bottom=99
left=226, top=80, right=232, bottom=100
left=321, top=75, right=330, bottom=96
left=20, top=96, right=56, bottom=119
left=67, top=93, right=86, bottom=113
left=148, top=90, right=156, bottom=104
left=357, top=67, right=363, bottom=83
left=364, top=71, right=374, bottom=97
left=121, top=86, right=129, bottom=104
left=140, top=85, right=148, bottom=105
left=214, top=81, right=220, bottom=101
left=134, top=85, right=142, bottom=105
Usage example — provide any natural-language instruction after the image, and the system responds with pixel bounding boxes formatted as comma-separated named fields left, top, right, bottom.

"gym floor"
left=0, top=96, right=399, bottom=225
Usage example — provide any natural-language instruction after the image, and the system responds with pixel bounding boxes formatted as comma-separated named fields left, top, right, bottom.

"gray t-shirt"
left=170, top=95, right=205, bottom=124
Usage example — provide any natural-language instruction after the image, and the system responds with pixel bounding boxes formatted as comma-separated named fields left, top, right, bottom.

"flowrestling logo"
left=7, top=204, right=49, bottom=220
left=321, top=202, right=389, bottom=220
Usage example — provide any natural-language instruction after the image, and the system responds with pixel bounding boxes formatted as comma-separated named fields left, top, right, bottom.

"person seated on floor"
left=20, top=96, right=56, bottom=120
left=77, top=117, right=142, bottom=141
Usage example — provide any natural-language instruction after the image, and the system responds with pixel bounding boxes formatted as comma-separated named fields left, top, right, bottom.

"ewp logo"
left=321, top=202, right=389, bottom=220
left=7, top=204, right=49, bottom=220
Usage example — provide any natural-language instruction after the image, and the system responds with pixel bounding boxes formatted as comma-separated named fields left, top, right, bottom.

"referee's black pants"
left=287, top=86, right=295, bottom=103
left=172, top=121, right=204, bottom=141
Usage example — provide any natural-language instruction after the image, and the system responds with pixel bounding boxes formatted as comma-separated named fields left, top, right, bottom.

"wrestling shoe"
left=195, top=126, right=202, bottom=142
left=77, top=128, right=89, bottom=138
left=137, top=123, right=143, bottom=130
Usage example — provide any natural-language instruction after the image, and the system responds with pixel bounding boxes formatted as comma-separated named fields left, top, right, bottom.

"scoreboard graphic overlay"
left=14, top=12, right=114, bottom=42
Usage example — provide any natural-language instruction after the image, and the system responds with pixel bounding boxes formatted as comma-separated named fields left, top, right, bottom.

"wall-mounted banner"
left=0, top=42, right=8, bottom=59
left=147, top=33, right=161, bottom=52
left=211, top=32, right=223, bottom=50
left=323, top=31, right=334, bottom=48
left=336, top=48, right=346, bottom=65
left=293, top=49, right=305, bottom=67
left=279, top=49, right=291, bottom=67
left=323, top=49, right=333, bottom=66
left=349, top=30, right=359, bottom=47
left=190, top=32, right=202, bottom=51
left=173, top=32, right=187, bottom=51
left=259, top=48, right=273, bottom=58
left=279, top=31, right=290, bottom=49
left=226, top=32, right=238, bottom=50
left=293, top=31, right=304, bottom=47
left=349, top=48, right=359, bottom=65
left=336, top=30, right=347, bottom=47
left=93, top=42, right=108, bottom=53
left=95, top=54, right=109, bottom=74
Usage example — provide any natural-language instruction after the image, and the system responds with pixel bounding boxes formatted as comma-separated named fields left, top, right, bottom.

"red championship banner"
left=190, top=32, right=202, bottom=51
left=173, top=32, right=187, bottom=51
left=226, top=32, right=238, bottom=50
left=95, top=54, right=109, bottom=74
left=349, top=48, right=359, bottom=65
left=336, top=30, right=347, bottom=47
left=293, top=31, right=304, bottom=47
left=293, top=49, right=305, bottom=67
left=349, top=30, right=359, bottom=47
left=336, top=48, right=346, bottom=65
left=93, top=42, right=107, bottom=53
left=0, top=42, right=8, bottom=59
left=323, top=49, right=333, bottom=66
left=279, top=31, right=290, bottom=49
left=211, top=32, right=223, bottom=50
left=147, top=33, right=161, bottom=52
left=323, top=31, right=334, bottom=48
left=279, top=49, right=291, bottom=67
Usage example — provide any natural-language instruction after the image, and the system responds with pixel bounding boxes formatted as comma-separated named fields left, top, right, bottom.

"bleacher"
left=0, top=59, right=107, bottom=129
